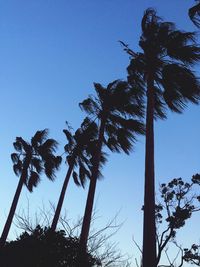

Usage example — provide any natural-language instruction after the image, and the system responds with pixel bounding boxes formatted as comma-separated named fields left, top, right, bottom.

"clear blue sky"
left=0, top=0, right=200, bottom=265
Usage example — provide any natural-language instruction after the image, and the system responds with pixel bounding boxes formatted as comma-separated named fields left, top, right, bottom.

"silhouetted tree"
left=11, top=205, right=132, bottom=267
left=0, top=130, right=61, bottom=248
left=155, top=174, right=200, bottom=266
left=189, top=1, right=200, bottom=28
left=134, top=174, right=200, bottom=266
left=51, top=118, right=106, bottom=231
left=79, top=80, right=144, bottom=252
left=121, top=8, right=200, bottom=267
left=0, top=225, right=99, bottom=267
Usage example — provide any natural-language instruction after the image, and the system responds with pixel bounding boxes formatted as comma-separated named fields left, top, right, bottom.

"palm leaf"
left=31, top=129, right=49, bottom=147
left=189, top=2, right=200, bottom=28
left=39, top=139, right=58, bottom=155
left=13, top=137, right=31, bottom=153
left=13, top=161, right=23, bottom=176
left=13, top=140, right=22, bottom=152
left=79, top=97, right=100, bottom=116
left=162, top=64, right=200, bottom=112
left=27, top=171, right=40, bottom=192
left=11, top=153, right=19, bottom=164
left=31, top=157, right=43, bottom=174
left=72, top=171, right=80, bottom=186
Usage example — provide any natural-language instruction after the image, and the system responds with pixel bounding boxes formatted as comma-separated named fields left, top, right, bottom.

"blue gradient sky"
left=0, top=0, right=200, bottom=265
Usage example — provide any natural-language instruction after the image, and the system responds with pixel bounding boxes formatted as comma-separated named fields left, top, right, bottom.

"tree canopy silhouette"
left=121, top=8, right=200, bottom=267
left=0, top=129, right=61, bottom=248
left=79, top=80, right=145, bottom=252
left=51, top=118, right=107, bottom=231
left=0, top=225, right=100, bottom=267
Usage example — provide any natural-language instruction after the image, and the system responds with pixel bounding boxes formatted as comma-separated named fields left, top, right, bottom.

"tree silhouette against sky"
left=79, top=80, right=145, bottom=252
left=0, top=129, right=61, bottom=248
left=122, top=8, right=200, bottom=267
left=51, top=118, right=105, bottom=231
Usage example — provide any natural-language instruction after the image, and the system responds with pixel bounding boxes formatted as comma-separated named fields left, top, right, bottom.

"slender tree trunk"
left=51, top=162, right=74, bottom=231
left=79, top=118, right=106, bottom=251
left=142, top=76, right=157, bottom=267
left=0, top=172, right=26, bottom=249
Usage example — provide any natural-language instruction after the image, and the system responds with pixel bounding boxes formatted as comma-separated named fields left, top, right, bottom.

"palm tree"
left=79, top=80, right=144, bottom=251
left=0, top=129, right=61, bottom=248
left=121, top=8, right=200, bottom=267
left=51, top=118, right=105, bottom=231
left=189, top=1, right=200, bottom=28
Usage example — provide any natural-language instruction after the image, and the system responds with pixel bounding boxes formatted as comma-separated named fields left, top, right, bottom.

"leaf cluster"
left=11, top=129, right=62, bottom=192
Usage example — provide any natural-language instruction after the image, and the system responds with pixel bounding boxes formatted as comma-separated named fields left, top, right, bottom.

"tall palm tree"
left=51, top=118, right=106, bottom=231
left=0, top=129, right=61, bottom=248
left=79, top=80, right=144, bottom=251
left=189, top=0, right=200, bottom=28
left=121, top=8, right=200, bottom=267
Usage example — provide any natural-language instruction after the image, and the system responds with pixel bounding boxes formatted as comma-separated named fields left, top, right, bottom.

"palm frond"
left=13, top=161, right=23, bottom=176
left=31, top=157, right=43, bottom=174
left=31, top=129, right=49, bottom=147
left=63, top=128, right=74, bottom=149
left=39, top=139, right=59, bottom=155
left=72, top=171, right=80, bottom=186
left=162, top=64, right=200, bottom=113
left=26, top=171, right=40, bottom=192
left=93, top=83, right=106, bottom=104
left=11, top=153, right=19, bottom=164
left=15, top=137, right=31, bottom=153
left=105, top=137, right=121, bottom=153
left=79, top=97, right=100, bottom=116
left=153, top=86, right=167, bottom=120
left=13, top=140, right=22, bottom=152
left=79, top=163, right=90, bottom=188
left=166, top=31, right=200, bottom=65
left=141, top=8, right=159, bottom=34
left=116, top=128, right=134, bottom=154
left=119, top=40, right=137, bottom=57
left=44, top=160, right=56, bottom=181
left=189, top=2, right=200, bottom=28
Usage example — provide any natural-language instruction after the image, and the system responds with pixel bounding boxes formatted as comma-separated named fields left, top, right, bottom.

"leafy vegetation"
left=0, top=3, right=200, bottom=267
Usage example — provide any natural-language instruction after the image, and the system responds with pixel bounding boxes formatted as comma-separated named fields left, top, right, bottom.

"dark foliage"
left=0, top=226, right=101, bottom=267
left=155, top=175, right=200, bottom=265
left=121, top=8, right=200, bottom=118
left=11, top=129, right=62, bottom=192
left=183, top=244, right=200, bottom=266
left=189, top=1, right=200, bottom=28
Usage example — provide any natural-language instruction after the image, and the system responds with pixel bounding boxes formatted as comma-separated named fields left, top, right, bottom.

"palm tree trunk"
left=51, top=162, right=74, bottom=231
left=79, top=118, right=106, bottom=251
left=0, top=172, right=26, bottom=249
left=142, top=76, right=157, bottom=267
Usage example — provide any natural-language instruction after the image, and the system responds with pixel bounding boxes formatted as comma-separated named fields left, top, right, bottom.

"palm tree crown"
left=11, top=129, right=62, bottom=191
left=63, top=118, right=106, bottom=188
left=123, top=8, right=200, bottom=115
left=80, top=80, right=145, bottom=154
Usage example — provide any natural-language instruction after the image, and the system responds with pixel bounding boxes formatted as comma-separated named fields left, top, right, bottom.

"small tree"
left=0, top=130, right=61, bottom=248
left=134, top=174, right=200, bottom=266
left=155, top=174, right=200, bottom=266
